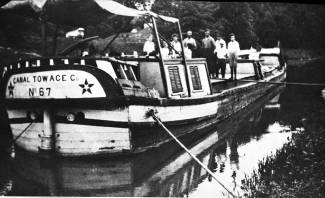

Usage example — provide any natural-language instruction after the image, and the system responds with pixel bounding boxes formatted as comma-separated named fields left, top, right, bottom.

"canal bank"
left=242, top=58, right=325, bottom=197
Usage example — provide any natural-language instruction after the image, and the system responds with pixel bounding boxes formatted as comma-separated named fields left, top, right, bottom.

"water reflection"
left=0, top=84, right=291, bottom=197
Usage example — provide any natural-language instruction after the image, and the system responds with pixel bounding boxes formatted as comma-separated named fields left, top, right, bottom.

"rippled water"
left=0, top=58, right=324, bottom=197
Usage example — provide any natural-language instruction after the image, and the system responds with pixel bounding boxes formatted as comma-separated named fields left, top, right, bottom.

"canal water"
left=0, top=58, right=324, bottom=197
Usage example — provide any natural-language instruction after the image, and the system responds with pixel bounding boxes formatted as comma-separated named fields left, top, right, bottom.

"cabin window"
left=168, top=66, right=183, bottom=93
left=189, top=66, right=202, bottom=90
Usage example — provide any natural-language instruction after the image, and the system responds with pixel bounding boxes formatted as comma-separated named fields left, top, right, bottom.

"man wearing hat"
left=201, top=28, right=216, bottom=78
left=227, top=33, right=240, bottom=80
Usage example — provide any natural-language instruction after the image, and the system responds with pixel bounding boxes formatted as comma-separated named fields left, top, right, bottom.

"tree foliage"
left=0, top=1, right=324, bottom=51
left=151, top=1, right=325, bottom=49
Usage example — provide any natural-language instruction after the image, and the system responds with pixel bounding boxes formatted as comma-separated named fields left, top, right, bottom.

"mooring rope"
left=146, top=109, right=237, bottom=198
left=12, top=122, right=33, bottom=143
left=237, top=79, right=325, bottom=86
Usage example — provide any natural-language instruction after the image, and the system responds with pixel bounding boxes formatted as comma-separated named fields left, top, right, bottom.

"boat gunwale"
left=2, top=67, right=286, bottom=109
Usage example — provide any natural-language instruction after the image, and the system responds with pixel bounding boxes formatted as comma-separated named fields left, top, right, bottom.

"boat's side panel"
left=56, top=108, right=129, bottom=123
left=129, top=70, right=286, bottom=149
left=4, top=66, right=286, bottom=156
left=55, top=124, right=131, bottom=156
left=54, top=107, right=131, bottom=156
left=7, top=108, right=132, bottom=156
left=128, top=101, right=219, bottom=123
left=9, top=122, right=43, bottom=152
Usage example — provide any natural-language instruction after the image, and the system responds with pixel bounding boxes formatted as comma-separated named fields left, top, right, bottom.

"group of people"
left=200, top=29, right=240, bottom=80
left=143, top=32, right=194, bottom=59
left=143, top=29, right=241, bottom=80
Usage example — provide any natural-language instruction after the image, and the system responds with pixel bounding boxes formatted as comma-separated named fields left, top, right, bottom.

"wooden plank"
left=56, top=131, right=130, bottom=141
left=128, top=100, right=220, bottom=123
left=7, top=109, right=32, bottom=119
left=56, top=108, right=128, bottom=122
left=55, top=147, right=129, bottom=156
left=11, top=123, right=43, bottom=138
left=56, top=139, right=130, bottom=149
left=55, top=123, right=128, bottom=134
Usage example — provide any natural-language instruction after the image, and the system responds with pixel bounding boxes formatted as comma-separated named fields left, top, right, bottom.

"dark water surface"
left=0, top=59, right=324, bottom=197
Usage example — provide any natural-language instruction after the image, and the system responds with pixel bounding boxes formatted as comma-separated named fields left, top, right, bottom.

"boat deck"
left=210, top=73, right=256, bottom=93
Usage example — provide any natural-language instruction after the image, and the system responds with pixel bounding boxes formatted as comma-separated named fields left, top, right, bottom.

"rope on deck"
left=146, top=109, right=237, bottom=198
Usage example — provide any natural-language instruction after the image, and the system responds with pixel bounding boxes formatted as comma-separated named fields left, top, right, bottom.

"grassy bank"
left=241, top=116, right=325, bottom=197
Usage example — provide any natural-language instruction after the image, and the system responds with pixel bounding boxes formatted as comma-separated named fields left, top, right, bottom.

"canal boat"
left=0, top=1, right=286, bottom=157
left=6, top=85, right=285, bottom=197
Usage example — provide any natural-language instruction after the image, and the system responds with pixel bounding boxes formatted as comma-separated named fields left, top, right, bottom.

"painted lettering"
left=55, top=75, right=60, bottom=81
left=42, top=76, right=48, bottom=82
left=13, top=76, right=31, bottom=83
left=39, top=87, right=44, bottom=96
left=29, top=88, right=35, bottom=96
left=70, top=74, right=76, bottom=81
left=46, top=88, right=51, bottom=96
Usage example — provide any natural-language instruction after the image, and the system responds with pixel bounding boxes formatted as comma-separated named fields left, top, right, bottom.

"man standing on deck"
left=214, top=35, right=226, bottom=78
left=201, top=29, right=216, bottom=78
left=215, top=35, right=226, bottom=52
left=250, top=39, right=263, bottom=80
left=183, top=30, right=197, bottom=56
left=215, top=41, right=228, bottom=78
left=143, top=35, right=155, bottom=56
left=171, top=33, right=182, bottom=58
left=227, top=33, right=240, bottom=80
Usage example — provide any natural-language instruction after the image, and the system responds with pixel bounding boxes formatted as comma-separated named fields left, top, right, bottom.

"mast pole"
left=151, top=16, right=169, bottom=97
left=177, top=21, right=191, bottom=97
left=151, top=16, right=162, bottom=60
left=40, top=11, right=47, bottom=56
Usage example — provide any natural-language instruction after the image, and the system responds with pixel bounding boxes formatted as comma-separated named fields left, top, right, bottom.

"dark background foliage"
left=0, top=0, right=324, bottom=55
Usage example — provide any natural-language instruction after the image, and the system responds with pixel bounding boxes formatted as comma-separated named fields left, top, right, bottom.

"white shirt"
left=171, top=41, right=182, bottom=53
left=143, top=41, right=155, bottom=54
left=161, top=47, right=170, bottom=58
left=215, top=46, right=228, bottom=59
left=183, top=37, right=197, bottom=49
left=215, top=38, right=226, bottom=52
left=227, top=40, right=240, bottom=54
left=184, top=47, right=192, bottom=59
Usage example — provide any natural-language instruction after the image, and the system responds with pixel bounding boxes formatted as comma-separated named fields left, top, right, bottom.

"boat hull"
left=5, top=68, right=286, bottom=156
